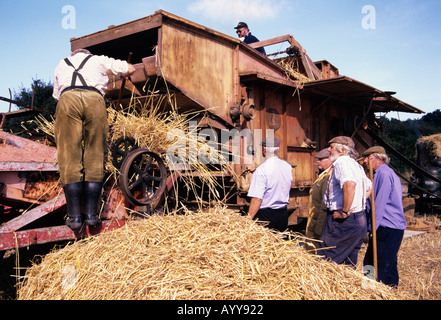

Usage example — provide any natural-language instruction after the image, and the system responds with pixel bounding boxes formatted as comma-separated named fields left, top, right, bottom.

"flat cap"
left=361, top=146, right=386, bottom=157
left=328, top=136, right=355, bottom=149
left=234, top=22, right=248, bottom=29
left=315, top=148, right=331, bottom=159
left=262, top=137, right=280, bottom=148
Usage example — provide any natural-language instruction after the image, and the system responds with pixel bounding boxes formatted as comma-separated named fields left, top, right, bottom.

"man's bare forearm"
left=248, top=197, right=262, bottom=219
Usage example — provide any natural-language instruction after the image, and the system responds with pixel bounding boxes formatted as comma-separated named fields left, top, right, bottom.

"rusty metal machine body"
left=72, top=10, right=421, bottom=220
left=0, top=10, right=424, bottom=250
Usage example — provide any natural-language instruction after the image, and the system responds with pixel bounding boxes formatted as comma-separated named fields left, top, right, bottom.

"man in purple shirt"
left=362, top=146, right=407, bottom=287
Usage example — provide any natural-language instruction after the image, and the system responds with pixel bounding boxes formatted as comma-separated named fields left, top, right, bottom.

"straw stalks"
left=397, top=231, right=441, bottom=299
left=33, top=80, right=237, bottom=210
left=275, top=56, right=312, bottom=85
left=17, top=208, right=407, bottom=300
left=418, top=133, right=441, bottom=159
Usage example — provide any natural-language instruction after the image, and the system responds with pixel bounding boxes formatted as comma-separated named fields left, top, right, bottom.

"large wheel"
left=119, top=148, right=167, bottom=207
left=111, top=136, right=138, bottom=169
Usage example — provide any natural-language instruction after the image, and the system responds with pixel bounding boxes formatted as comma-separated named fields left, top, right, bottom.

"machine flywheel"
left=118, top=148, right=167, bottom=206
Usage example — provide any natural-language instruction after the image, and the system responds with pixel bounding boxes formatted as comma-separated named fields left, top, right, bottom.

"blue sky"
left=0, top=0, right=440, bottom=120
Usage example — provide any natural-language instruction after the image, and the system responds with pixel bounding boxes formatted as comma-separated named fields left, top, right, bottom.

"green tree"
left=5, top=79, right=56, bottom=140
left=420, top=109, right=441, bottom=136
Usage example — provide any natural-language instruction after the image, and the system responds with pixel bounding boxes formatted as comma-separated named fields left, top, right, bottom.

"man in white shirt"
left=319, top=136, right=372, bottom=268
left=53, top=48, right=135, bottom=229
left=247, top=137, right=293, bottom=231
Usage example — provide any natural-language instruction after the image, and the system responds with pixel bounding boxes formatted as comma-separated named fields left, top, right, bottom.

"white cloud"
left=188, top=0, right=283, bottom=25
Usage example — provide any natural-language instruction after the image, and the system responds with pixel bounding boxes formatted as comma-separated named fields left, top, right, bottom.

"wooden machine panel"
left=160, top=23, right=237, bottom=123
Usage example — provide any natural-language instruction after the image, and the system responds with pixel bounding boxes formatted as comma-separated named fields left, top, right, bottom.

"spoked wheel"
left=111, top=136, right=138, bottom=169
left=119, top=148, right=167, bottom=207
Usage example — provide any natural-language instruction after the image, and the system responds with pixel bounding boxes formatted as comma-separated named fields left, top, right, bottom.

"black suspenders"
left=64, top=54, right=93, bottom=87
left=61, top=55, right=102, bottom=96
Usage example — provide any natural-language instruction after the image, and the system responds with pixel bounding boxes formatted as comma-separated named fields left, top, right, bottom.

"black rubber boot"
left=84, top=181, right=103, bottom=226
left=63, top=182, right=83, bottom=230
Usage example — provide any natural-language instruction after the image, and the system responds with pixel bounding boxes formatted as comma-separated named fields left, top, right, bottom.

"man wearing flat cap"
left=361, top=146, right=406, bottom=287
left=319, top=136, right=372, bottom=268
left=247, top=137, right=293, bottom=232
left=234, top=22, right=266, bottom=55
left=306, top=148, right=334, bottom=251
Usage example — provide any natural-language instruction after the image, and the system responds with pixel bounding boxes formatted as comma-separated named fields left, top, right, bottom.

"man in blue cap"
left=234, top=22, right=266, bottom=55
left=247, top=137, right=293, bottom=231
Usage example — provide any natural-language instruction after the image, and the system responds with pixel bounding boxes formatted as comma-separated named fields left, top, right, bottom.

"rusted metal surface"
left=0, top=130, right=58, bottom=165
left=67, top=9, right=424, bottom=222
left=0, top=219, right=126, bottom=251
left=0, top=161, right=58, bottom=171
left=0, top=195, right=66, bottom=233
left=0, top=129, right=127, bottom=250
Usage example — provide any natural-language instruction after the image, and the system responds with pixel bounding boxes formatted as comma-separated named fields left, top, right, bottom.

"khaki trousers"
left=54, top=89, right=108, bottom=184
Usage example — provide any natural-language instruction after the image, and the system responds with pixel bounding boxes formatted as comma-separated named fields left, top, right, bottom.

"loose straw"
left=18, top=208, right=407, bottom=300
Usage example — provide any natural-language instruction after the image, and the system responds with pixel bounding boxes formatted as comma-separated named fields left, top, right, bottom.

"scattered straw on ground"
left=397, top=231, right=441, bottom=299
left=17, top=208, right=406, bottom=300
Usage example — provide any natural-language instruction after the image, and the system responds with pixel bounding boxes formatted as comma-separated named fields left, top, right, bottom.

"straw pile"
left=17, top=208, right=407, bottom=300
left=418, top=134, right=441, bottom=159
left=397, top=231, right=441, bottom=299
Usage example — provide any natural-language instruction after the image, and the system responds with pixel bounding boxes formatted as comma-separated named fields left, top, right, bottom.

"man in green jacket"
left=306, top=148, right=333, bottom=252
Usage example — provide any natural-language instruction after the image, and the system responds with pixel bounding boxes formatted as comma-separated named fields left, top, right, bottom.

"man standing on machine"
left=53, top=48, right=135, bottom=230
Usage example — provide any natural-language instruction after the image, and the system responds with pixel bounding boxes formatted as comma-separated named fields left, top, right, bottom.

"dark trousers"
left=363, top=226, right=404, bottom=287
left=319, top=211, right=367, bottom=268
left=254, top=207, right=288, bottom=232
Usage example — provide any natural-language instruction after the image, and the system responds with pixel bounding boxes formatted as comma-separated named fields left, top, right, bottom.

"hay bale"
left=17, top=208, right=407, bottom=300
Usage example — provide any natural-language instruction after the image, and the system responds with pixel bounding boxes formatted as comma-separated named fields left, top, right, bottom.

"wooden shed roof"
left=302, top=76, right=424, bottom=114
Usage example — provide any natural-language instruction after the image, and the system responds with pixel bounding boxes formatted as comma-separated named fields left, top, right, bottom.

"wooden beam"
left=248, top=34, right=294, bottom=49
left=0, top=195, right=66, bottom=233
left=0, top=220, right=126, bottom=251
left=71, top=14, right=163, bottom=50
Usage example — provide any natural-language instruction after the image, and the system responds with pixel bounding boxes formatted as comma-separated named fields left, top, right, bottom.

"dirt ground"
left=1, top=229, right=440, bottom=300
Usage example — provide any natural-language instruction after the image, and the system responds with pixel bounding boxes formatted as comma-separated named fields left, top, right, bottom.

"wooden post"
left=368, top=159, right=378, bottom=280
